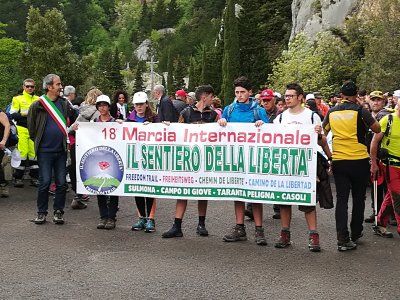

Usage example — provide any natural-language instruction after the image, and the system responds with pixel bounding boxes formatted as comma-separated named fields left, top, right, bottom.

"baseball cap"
left=260, top=89, right=274, bottom=100
left=306, top=93, right=315, bottom=101
left=273, top=92, right=282, bottom=99
left=175, top=89, right=187, bottom=98
left=132, top=91, right=148, bottom=104
left=95, top=95, right=111, bottom=105
left=341, top=81, right=358, bottom=96
left=369, top=91, right=384, bottom=99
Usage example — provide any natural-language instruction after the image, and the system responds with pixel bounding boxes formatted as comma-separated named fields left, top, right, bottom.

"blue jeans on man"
left=37, top=151, right=67, bottom=214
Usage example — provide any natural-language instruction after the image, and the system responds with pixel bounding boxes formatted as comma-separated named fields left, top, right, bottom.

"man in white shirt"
left=273, top=83, right=331, bottom=252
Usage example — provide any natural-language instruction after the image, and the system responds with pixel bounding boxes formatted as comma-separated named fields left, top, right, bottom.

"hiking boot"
left=372, top=225, right=394, bottom=238
left=0, top=184, right=9, bottom=198
left=275, top=229, right=291, bottom=248
left=34, top=213, right=46, bottom=224
left=80, top=194, right=90, bottom=202
left=71, top=199, right=87, bottom=210
left=104, top=219, right=116, bottom=230
left=223, top=225, right=247, bottom=242
left=97, top=219, right=107, bottom=229
left=131, top=217, right=146, bottom=231
left=255, top=227, right=267, bottom=246
left=53, top=210, right=64, bottom=224
left=145, top=218, right=156, bottom=233
left=337, top=240, right=357, bottom=251
left=308, top=232, right=321, bottom=252
left=162, top=224, right=183, bottom=238
left=364, top=213, right=375, bottom=223
left=14, top=179, right=24, bottom=188
left=196, top=224, right=209, bottom=236
left=351, top=232, right=363, bottom=243
left=272, top=213, right=281, bottom=220
left=244, top=204, right=254, bottom=220
left=30, top=179, right=39, bottom=187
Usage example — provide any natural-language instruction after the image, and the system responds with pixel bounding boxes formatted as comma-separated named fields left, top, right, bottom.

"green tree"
left=133, top=60, right=146, bottom=93
left=151, top=0, right=167, bottom=30
left=221, top=0, right=240, bottom=104
left=23, top=7, right=80, bottom=89
left=108, top=48, right=125, bottom=92
left=138, top=0, right=152, bottom=38
left=0, top=1, right=28, bottom=41
left=173, top=55, right=186, bottom=91
left=166, top=49, right=174, bottom=94
left=166, top=0, right=182, bottom=28
left=188, top=56, right=200, bottom=91
left=0, top=36, right=24, bottom=107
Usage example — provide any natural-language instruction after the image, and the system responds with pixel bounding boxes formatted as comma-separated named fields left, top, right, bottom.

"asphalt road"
left=0, top=180, right=399, bottom=299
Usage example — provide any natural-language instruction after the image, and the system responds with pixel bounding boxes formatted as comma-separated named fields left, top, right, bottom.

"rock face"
left=291, top=0, right=360, bottom=39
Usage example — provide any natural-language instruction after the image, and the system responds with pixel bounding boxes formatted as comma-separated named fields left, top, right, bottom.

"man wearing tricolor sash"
left=28, top=74, right=68, bottom=225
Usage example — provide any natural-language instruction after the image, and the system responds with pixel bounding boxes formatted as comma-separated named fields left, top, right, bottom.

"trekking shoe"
left=372, top=225, right=394, bottom=238
left=272, top=213, right=281, bottom=220
left=53, top=210, right=64, bottom=224
left=71, top=199, right=87, bottom=210
left=196, top=224, right=209, bottom=236
left=244, top=205, right=254, bottom=221
left=351, top=232, right=363, bottom=243
left=34, top=213, right=46, bottom=224
left=97, top=219, right=107, bottom=229
left=162, top=224, right=183, bottom=238
left=308, top=232, right=321, bottom=252
left=14, top=179, right=24, bottom=188
left=275, top=229, right=291, bottom=248
left=104, top=219, right=116, bottom=230
left=80, top=194, right=90, bottom=202
left=145, top=218, right=156, bottom=233
left=0, top=184, right=9, bottom=198
left=337, top=240, right=357, bottom=251
left=223, top=225, right=247, bottom=242
left=30, top=179, right=39, bottom=187
left=255, top=227, right=267, bottom=246
left=364, top=214, right=375, bottom=223
left=131, top=217, right=146, bottom=231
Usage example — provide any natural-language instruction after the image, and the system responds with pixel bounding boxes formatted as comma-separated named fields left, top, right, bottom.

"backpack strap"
left=253, top=107, right=260, bottom=122
left=311, top=111, right=316, bottom=124
left=279, top=113, right=283, bottom=123
left=226, top=103, right=235, bottom=120
left=384, top=114, right=393, bottom=146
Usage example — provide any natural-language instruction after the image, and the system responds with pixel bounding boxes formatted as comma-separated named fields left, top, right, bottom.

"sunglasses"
left=25, top=85, right=35, bottom=88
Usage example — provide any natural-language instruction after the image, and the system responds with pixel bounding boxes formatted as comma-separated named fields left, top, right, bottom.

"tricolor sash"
left=39, top=95, right=68, bottom=138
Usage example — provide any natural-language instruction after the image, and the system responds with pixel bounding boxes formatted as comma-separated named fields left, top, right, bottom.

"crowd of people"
left=0, top=73, right=399, bottom=252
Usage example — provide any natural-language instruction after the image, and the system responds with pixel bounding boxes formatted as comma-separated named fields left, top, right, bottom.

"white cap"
left=393, top=90, right=400, bottom=98
left=95, top=95, right=111, bottom=105
left=132, top=92, right=148, bottom=104
left=273, top=92, right=282, bottom=99
left=306, top=93, right=315, bottom=101
left=11, top=149, right=21, bottom=168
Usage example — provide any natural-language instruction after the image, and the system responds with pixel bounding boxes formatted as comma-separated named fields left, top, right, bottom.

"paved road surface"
left=0, top=181, right=399, bottom=299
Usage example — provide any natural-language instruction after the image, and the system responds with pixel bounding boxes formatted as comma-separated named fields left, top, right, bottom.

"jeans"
left=332, top=159, right=370, bottom=241
left=37, top=151, right=67, bottom=214
left=97, top=195, right=119, bottom=220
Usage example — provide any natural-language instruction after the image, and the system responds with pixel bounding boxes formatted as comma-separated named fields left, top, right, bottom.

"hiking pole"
left=373, top=172, right=378, bottom=227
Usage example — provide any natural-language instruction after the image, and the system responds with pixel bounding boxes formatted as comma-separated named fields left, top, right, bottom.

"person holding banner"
left=218, top=77, right=270, bottom=246
left=27, top=74, right=68, bottom=225
left=273, top=83, right=331, bottom=252
left=127, top=91, right=159, bottom=233
left=162, top=85, right=219, bottom=238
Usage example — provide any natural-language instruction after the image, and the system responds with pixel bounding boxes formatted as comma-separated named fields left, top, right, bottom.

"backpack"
left=226, top=99, right=260, bottom=122
left=0, top=110, right=18, bottom=147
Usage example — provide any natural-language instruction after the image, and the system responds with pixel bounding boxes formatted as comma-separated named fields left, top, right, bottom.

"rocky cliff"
left=291, top=0, right=361, bottom=39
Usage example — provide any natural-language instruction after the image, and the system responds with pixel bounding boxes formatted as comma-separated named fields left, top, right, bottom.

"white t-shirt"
left=273, top=107, right=322, bottom=126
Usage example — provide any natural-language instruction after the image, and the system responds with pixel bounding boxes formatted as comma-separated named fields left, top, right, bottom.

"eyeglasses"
left=25, top=85, right=35, bottom=88
left=284, top=94, right=297, bottom=99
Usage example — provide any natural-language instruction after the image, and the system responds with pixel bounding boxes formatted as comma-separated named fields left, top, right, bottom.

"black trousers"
left=332, top=159, right=370, bottom=242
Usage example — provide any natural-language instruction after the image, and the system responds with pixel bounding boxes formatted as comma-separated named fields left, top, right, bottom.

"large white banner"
left=76, top=122, right=318, bottom=205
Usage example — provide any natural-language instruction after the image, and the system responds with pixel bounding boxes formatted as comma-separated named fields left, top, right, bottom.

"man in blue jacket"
left=218, top=76, right=269, bottom=245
